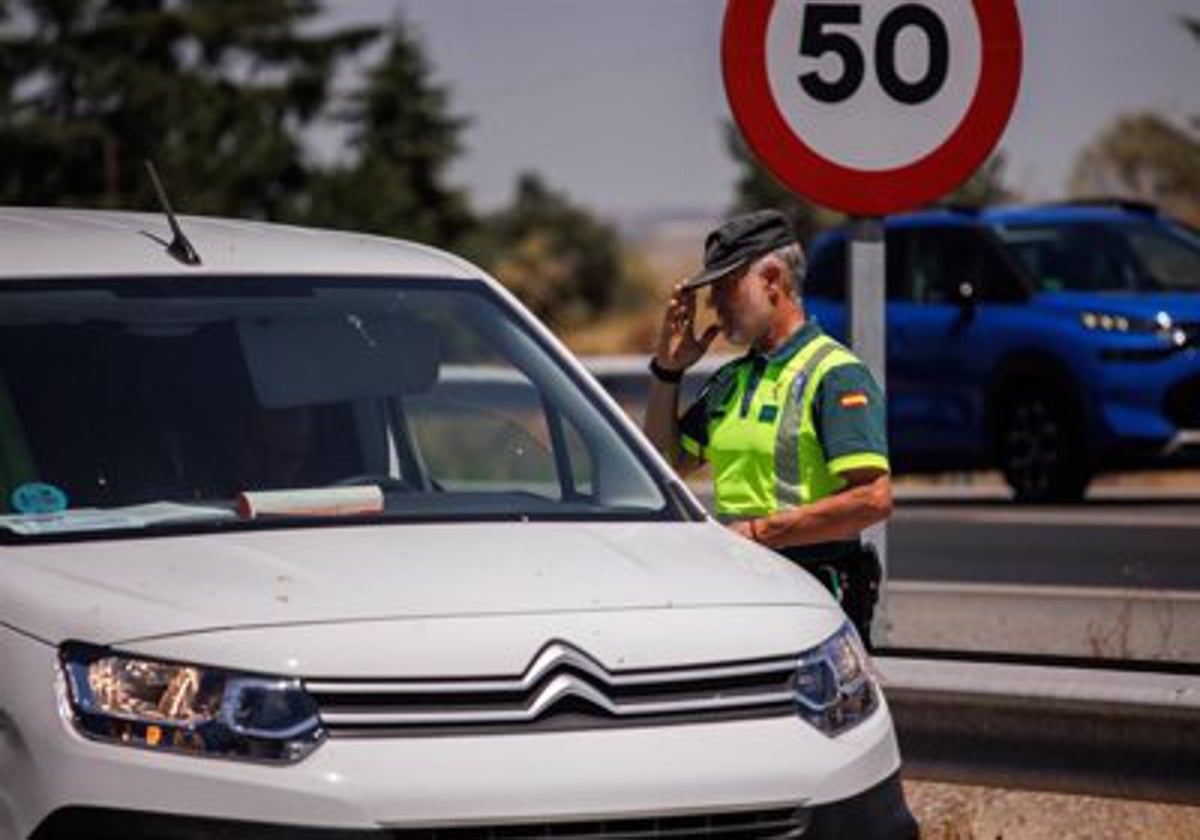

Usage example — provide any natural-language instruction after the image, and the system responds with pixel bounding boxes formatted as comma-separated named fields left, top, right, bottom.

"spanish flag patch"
left=839, top=391, right=869, bottom=408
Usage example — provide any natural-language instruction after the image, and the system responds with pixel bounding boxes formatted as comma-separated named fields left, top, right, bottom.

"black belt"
left=777, top=540, right=862, bottom=565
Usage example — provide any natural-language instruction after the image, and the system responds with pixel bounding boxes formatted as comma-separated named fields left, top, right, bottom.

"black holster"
left=783, top=542, right=882, bottom=649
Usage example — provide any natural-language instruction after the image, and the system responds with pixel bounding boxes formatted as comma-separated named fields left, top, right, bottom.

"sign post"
left=722, top=0, right=1022, bottom=644
left=847, top=216, right=887, bottom=613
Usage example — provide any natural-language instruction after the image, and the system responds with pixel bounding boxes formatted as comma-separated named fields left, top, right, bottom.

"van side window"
left=405, top=368, right=594, bottom=500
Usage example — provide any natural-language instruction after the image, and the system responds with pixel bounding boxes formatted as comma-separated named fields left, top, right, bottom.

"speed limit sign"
left=723, top=0, right=1022, bottom=215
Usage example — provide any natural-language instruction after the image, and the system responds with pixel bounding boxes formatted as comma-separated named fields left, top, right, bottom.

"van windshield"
left=0, top=276, right=676, bottom=541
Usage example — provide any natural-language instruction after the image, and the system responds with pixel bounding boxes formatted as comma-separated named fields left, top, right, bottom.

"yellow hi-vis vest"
left=692, top=334, right=871, bottom=518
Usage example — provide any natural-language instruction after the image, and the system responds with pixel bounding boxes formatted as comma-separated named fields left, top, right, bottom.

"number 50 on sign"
left=723, top=0, right=1022, bottom=216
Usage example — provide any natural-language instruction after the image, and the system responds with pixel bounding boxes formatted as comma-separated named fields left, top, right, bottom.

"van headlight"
left=60, top=643, right=324, bottom=763
left=794, top=623, right=878, bottom=736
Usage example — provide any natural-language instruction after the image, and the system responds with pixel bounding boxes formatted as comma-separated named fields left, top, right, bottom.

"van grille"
left=386, top=806, right=811, bottom=839
left=306, top=642, right=798, bottom=736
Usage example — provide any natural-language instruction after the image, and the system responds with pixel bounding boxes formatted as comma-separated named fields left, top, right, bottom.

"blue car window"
left=900, top=227, right=1016, bottom=304
left=806, top=224, right=1024, bottom=304
left=1124, top=224, right=1200, bottom=291
left=805, top=237, right=847, bottom=301
left=994, top=221, right=1200, bottom=293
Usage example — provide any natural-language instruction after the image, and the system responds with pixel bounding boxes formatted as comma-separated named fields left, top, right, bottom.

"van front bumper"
left=31, top=770, right=917, bottom=840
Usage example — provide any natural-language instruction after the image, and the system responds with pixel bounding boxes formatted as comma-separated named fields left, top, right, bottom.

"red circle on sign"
left=722, top=0, right=1022, bottom=216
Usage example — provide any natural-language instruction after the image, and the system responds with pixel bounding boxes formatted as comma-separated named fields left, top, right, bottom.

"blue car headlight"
left=794, top=622, right=879, bottom=736
left=1080, top=310, right=1185, bottom=344
left=60, top=643, right=324, bottom=763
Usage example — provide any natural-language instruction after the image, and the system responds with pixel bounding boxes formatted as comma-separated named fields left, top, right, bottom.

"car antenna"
left=143, top=159, right=202, bottom=266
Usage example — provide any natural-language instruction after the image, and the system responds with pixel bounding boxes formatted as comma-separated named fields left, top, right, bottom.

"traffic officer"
left=644, top=209, right=891, bottom=644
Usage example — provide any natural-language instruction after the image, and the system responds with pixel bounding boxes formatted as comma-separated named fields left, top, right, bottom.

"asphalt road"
left=889, top=498, right=1200, bottom=590
left=690, top=484, right=1200, bottom=591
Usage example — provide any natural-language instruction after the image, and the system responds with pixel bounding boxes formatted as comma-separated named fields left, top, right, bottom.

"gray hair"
left=750, top=242, right=807, bottom=300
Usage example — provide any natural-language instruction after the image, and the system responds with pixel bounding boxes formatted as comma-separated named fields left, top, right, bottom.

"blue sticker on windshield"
left=11, top=482, right=69, bottom=514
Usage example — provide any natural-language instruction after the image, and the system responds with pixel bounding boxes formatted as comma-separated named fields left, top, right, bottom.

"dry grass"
left=906, top=780, right=1200, bottom=840
left=562, top=310, right=660, bottom=356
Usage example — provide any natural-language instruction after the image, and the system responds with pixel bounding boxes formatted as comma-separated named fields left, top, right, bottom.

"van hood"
left=1, top=522, right=831, bottom=645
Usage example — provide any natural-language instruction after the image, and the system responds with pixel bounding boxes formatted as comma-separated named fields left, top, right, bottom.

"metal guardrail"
left=877, top=655, right=1200, bottom=804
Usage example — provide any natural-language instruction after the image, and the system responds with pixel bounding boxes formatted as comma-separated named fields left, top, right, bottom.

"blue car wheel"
left=997, top=386, right=1091, bottom=503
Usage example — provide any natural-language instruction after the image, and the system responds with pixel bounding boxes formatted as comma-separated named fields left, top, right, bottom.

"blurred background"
left=5, top=4, right=1200, bottom=831
left=2, top=0, right=1197, bottom=351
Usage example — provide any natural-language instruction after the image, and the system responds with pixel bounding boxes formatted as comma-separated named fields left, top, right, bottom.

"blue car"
left=803, top=201, right=1200, bottom=502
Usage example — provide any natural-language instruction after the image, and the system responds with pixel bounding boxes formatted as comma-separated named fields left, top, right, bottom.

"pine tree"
left=480, top=172, right=632, bottom=329
left=304, top=22, right=475, bottom=247
left=0, top=0, right=378, bottom=217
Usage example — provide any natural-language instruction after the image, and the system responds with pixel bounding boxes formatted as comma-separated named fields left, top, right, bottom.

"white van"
left=0, top=208, right=916, bottom=839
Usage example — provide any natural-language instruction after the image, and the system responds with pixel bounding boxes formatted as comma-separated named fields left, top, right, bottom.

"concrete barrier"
left=885, top=581, right=1200, bottom=663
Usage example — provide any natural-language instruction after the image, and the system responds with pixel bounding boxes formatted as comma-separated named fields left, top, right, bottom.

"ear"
left=759, top=259, right=783, bottom=298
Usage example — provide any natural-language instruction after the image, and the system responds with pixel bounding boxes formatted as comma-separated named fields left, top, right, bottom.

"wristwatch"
left=649, top=358, right=684, bottom=384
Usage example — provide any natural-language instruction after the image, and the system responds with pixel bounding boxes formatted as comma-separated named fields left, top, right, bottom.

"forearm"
left=753, top=477, right=893, bottom=548
left=646, top=280, right=717, bottom=473
left=643, top=378, right=684, bottom=466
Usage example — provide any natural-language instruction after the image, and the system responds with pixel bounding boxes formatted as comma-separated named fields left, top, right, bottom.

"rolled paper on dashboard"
left=236, top=486, right=384, bottom=519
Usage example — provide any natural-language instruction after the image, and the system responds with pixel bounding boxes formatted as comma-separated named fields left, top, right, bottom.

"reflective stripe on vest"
left=707, top=334, right=860, bottom=517
left=774, top=339, right=840, bottom=508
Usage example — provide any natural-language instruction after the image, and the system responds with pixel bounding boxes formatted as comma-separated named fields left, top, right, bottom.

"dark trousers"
left=779, top=541, right=881, bottom=649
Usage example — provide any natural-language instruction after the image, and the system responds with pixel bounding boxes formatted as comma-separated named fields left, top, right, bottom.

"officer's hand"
left=727, top=520, right=756, bottom=541
left=655, top=282, right=719, bottom=373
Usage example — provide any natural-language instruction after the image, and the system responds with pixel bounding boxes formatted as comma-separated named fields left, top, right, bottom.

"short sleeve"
left=812, top=363, right=890, bottom=475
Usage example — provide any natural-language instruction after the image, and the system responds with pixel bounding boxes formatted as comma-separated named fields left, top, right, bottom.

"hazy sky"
left=323, top=0, right=1200, bottom=218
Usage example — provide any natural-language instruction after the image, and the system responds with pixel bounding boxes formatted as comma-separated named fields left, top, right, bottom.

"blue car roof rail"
left=1038, top=197, right=1160, bottom=217
left=923, top=202, right=983, bottom=216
